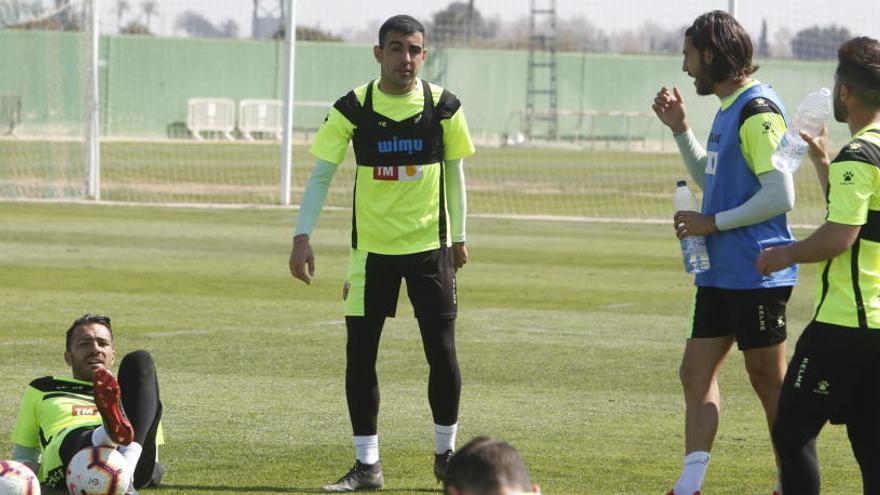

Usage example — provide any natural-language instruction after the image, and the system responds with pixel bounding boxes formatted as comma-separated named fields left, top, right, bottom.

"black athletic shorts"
left=779, top=320, right=880, bottom=424
left=690, top=285, right=792, bottom=350
left=343, top=246, right=457, bottom=319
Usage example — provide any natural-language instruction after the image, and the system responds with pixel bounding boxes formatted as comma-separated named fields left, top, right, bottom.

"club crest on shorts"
left=373, top=165, right=424, bottom=181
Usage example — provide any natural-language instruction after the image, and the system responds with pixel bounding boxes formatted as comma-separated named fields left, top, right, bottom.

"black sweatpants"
left=773, top=322, right=880, bottom=494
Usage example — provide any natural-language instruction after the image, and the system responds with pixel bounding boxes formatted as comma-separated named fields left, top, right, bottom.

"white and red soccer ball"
left=0, top=460, right=40, bottom=495
left=65, top=446, right=130, bottom=495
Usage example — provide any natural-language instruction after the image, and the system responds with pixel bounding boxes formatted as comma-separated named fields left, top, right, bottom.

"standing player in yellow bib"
left=757, top=36, right=880, bottom=494
left=288, top=14, right=475, bottom=492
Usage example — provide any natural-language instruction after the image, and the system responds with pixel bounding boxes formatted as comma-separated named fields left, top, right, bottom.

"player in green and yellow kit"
left=288, top=14, right=475, bottom=493
left=757, top=36, right=880, bottom=494
left=10, top=314, right=164, bottom=493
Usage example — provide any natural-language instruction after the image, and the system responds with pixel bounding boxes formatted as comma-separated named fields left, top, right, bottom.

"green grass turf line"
left=0, top=202, right=859, bottom=494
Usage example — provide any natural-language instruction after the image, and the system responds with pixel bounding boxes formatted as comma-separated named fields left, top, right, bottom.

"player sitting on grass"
left=443, top=436, right=540, bottom=495
left=9, top=314, right=164, bottom=494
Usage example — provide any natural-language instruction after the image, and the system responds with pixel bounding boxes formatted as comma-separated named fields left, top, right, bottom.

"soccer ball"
left=65, top=446, right=130, bottom=495
left=0, top=460, right=40, bottom=495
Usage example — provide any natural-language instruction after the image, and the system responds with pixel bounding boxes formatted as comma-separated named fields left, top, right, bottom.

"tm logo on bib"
left=71, top=405, right=97, bottom=416
left=373, top=165, right=424, bottom=181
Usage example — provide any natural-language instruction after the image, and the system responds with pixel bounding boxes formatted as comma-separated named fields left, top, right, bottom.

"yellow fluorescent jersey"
left=12, top=377, right=101, bottom=449
left=815, top=123, right=880, bottom=329
left=310, top=79, right=475, bottom=255
left=12, top=375, right=165, bottom=485
left=721, top=80, right=787, bottom=173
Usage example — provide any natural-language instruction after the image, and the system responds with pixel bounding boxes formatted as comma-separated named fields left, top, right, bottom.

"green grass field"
left=0, top=202, right=863, bottom=494
left=0, top=141, right=831, bottom=224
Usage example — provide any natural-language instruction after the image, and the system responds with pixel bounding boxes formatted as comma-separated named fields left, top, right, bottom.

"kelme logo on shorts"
left=794, top=357, right=809, bottom=389
left=72, top=405, right=97, bottom=416
left=373, top=165, right=424, bottom=181
left=377, top=137, right=424, bottom=155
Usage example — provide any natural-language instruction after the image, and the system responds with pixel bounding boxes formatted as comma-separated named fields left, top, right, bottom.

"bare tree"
left=141, top=0, right=157, bottom=32
left=114, top=0, right=129, bottom=31
left=0, top=0, right=45, bottom=28
left=771, top=27, right=793, bottom=59
left=430, top=1, right=497, bottom=46
left=219, top=19, right=239, bottom=38
left=757, top=19, right=770, bottom=57
left=791, top=24, right=851, bottom=60
left=556, top=16, right=608, bottom=52
left=52, top=0, right=80, bottom=30
left=174, top=10, right=241, bottom=39
left=174, top=10, right=220, bottom=37
left=121, top=19, right=150, bottom=35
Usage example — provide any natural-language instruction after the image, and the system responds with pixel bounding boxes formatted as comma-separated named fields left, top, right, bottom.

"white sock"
left=354, top=435, right=379, bottom=465
left=91, top=426, right=116, bottom=447
left=434, top=423, right=458, bottom=454
left=116, top=442, right=143, bottom=482
left=774, top=466, right=783, bottom=494
left=674, top=451, right=710, bottom=495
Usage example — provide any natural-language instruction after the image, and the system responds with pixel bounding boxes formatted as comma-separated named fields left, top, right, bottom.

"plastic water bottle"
left=674, top=180, right=710, bottom=274
left=771, top=88, right=832, bottom=173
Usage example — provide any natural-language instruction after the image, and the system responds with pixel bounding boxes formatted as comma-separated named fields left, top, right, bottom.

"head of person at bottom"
left=443, top=436, right=540, bottom=495
left=64, top=313, right=115, bottom=382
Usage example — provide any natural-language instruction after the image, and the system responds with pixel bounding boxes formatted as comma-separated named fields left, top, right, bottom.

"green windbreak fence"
left=0, top=30, right=841, bottom=224
left=0, top=31, right=843, bottom=141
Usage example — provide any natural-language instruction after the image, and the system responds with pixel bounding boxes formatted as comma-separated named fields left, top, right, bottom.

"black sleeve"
left=436, top=89, right=462, bottom=120
left=738, top=96, right=784, bottom=128
left=832, top=136, right=880, bottom=167
left=332, top=90, right=361, bottom=126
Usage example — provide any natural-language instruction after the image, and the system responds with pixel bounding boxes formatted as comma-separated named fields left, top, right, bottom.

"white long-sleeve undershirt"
left=673, top=128, right=795, bottom=231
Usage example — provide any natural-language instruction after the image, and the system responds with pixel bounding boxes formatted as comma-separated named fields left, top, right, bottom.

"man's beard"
left=694, top=76, right=714, bottom=96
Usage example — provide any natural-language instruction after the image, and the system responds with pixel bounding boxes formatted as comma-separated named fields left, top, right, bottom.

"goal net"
left=0, top=0, right=90, bottom=200
left=2, top=0, right=878, bottom=225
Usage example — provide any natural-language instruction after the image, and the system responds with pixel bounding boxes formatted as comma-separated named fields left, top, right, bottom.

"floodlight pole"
left=279, top=0, right=296, bottom=206
left=728, top=0, right=738, bottom=17
left=86, top=0, right=101, bottom=200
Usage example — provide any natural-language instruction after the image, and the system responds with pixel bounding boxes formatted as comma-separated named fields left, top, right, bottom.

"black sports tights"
left=345, top=315, right=461, bottom=435
left=773, top=401, right=880, bottom=494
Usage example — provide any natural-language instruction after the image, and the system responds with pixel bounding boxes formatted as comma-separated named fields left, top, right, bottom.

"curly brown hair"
left=685, top=11, right=758, bottom=84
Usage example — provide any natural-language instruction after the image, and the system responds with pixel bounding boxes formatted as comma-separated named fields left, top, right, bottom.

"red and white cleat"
left=93, top=367, right=134, bottom=445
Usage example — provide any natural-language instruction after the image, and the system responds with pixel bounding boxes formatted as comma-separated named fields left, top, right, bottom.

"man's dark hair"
left=836, top=36, right=880, bottom=107
left=685, top=10, right=758, bottom=83
left=443, top=437, right=532, bottom=494
left=66, top=313, right=113, bottom=351
left=378, top=14, right=425, bottom=47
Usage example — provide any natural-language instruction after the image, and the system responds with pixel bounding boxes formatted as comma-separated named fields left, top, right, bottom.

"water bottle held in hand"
left=674, top=180, right=710, bottom=274
left=772, top=88, right=831, bottom=174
